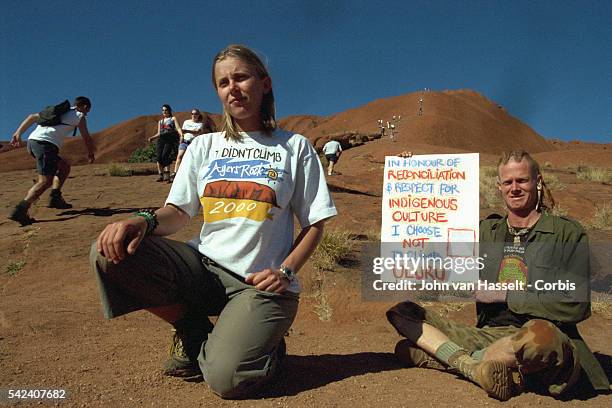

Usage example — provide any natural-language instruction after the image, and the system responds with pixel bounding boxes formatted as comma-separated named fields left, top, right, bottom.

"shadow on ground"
left=20, top=207, right=142, bottom=225
left=557, top=353, right=611, bottom=401
left=260, top=351, right=611, bottom=400
left=258, top=352, right=401, bottom=397
left=58, top=207, right=143, bottom=217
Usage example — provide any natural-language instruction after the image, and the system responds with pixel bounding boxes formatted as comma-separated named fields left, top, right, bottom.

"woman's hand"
left=96, top=217, right=148, bottom=264
left=245, top=268, right=290, bottom=293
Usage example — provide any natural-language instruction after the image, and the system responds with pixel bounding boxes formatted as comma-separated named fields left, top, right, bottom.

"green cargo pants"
left=387, top=301, right=581, bottom=396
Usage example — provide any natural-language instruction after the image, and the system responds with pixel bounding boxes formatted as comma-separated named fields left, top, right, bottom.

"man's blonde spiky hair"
left=497, top=150, right=556, bottom=211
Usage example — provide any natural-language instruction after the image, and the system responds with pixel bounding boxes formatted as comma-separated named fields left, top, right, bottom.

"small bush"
left=311, top=268, right=333, bottom=322
left=542, top=172, right=566, bottom=191
left=480, top=166, right=498, bottom=179
left=480, top=166, right=501, bottom=209
left=6, top=260, right=25, bottom=276
left=589, top=204, right=612, bottom=230
left=364, top=227, right=381, bottom=242
left=308, top=230, right=354, bottom=321
left=129, top=143, right=157, bottom=163
left=108, top=163, right=133, bottom=177
left=591, top=292, right=612, bottom=317
left=576, top=166, right=612, bottom=183
left=311, top=230, right=353, bottom=271
left=549, top=204, right=568, bottom=217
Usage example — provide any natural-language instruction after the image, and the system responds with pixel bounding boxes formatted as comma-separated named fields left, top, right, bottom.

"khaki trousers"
left=90, top=237, right=298, bottom=398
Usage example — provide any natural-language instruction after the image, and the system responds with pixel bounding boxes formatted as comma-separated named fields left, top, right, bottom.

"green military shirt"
left=478, top=212, right=608, bottom=391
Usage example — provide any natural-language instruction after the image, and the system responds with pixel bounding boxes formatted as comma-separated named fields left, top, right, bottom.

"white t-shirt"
left=323, top=140, right=342, bottom=155
left=166, top=129, right=337, bottom=292
left=182, top=119, right=205, bottom=142
left=28, top=108, right=84, bottom=148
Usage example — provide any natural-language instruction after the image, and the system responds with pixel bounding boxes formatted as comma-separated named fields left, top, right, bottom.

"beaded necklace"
left=506, top=218, right=532, bottom=246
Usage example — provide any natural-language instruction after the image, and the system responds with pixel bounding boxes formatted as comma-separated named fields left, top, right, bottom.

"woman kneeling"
left=91, top=44, right=336, bottom=399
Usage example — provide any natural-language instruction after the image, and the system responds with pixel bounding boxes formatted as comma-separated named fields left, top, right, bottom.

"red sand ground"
left=1, top=90, right=610, bottom=407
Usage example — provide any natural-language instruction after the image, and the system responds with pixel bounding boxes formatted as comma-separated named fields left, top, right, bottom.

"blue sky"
left=1, top=0, right=610, bottom=143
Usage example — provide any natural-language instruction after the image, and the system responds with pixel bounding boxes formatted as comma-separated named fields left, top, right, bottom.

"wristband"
left=135, top=209, right=158, bottom=235
left=279, top=265, right=296, bottom=283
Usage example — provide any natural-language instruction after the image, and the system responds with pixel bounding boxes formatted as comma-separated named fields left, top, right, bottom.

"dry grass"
left=591, top=292, right=612, bottom=318
left=542, top=172, right=566, bottom=191
left=481, top=165, right=498, bottom=179
left=411, top=300, right=469, bottom=317
left=307, top=229, right=355, bottom=321
left=439, top=302, right=469, bottom=317
left=310, top=230, right=353, bottom=271
left=480, top=165, right=501, bottom=209
left=576, top=166, right=612, bottom=183
left=309, top=268, right=333, bottom=321
left=588, top=204, right=612, bottom=230
left=549, top=203, right=568, bottom=217
left=5, top=260, right=25, bottom=277
left=108, top=163, right=133, bottom=177
left=363, top=227, right=381, bottom=242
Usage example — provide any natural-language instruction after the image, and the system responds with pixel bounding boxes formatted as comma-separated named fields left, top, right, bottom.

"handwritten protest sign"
left=379, top=153, right=480, bottom=285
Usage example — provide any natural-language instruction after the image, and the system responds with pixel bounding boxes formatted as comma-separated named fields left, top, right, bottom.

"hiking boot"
left=167, top=172, right=176, bottom=183
left=8, top=204, right=35, bottom=226
left=449, top=353, right=519, bottom=401
left=163, top=322, right=211, bottom=377
left=163, top=329, right=200, bottom=377
left=394, top=339, right=447, bottom=370
left=156, top=173, right=165, bottom=182
left=48, top=191, right=72, bottom=209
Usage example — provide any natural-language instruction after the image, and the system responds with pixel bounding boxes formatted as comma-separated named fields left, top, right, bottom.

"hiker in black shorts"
left=8, top=96, right=95, bottom=226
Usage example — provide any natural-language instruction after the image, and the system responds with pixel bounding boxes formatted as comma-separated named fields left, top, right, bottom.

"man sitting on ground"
left=386, top=150, right=608, bottom=400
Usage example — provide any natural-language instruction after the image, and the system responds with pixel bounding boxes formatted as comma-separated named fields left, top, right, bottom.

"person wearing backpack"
left=8, top=96, right=95, bottom=226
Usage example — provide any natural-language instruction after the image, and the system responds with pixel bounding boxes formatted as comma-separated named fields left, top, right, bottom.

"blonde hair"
left=497, top=150, right=555, bottom=211
left=211, top=44, right=276, bottom=141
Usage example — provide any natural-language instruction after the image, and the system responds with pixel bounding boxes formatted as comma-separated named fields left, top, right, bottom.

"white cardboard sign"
left=380, top=153, right=480, bottom=284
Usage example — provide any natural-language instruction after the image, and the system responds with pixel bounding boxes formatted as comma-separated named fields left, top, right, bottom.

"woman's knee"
left=201, top=344, right=278, bottom=399
left=202, top=358, right=268, bottom=399
left=90, top=241, right=109, bottom=274
left=202, top=360, right=240, bottom=398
